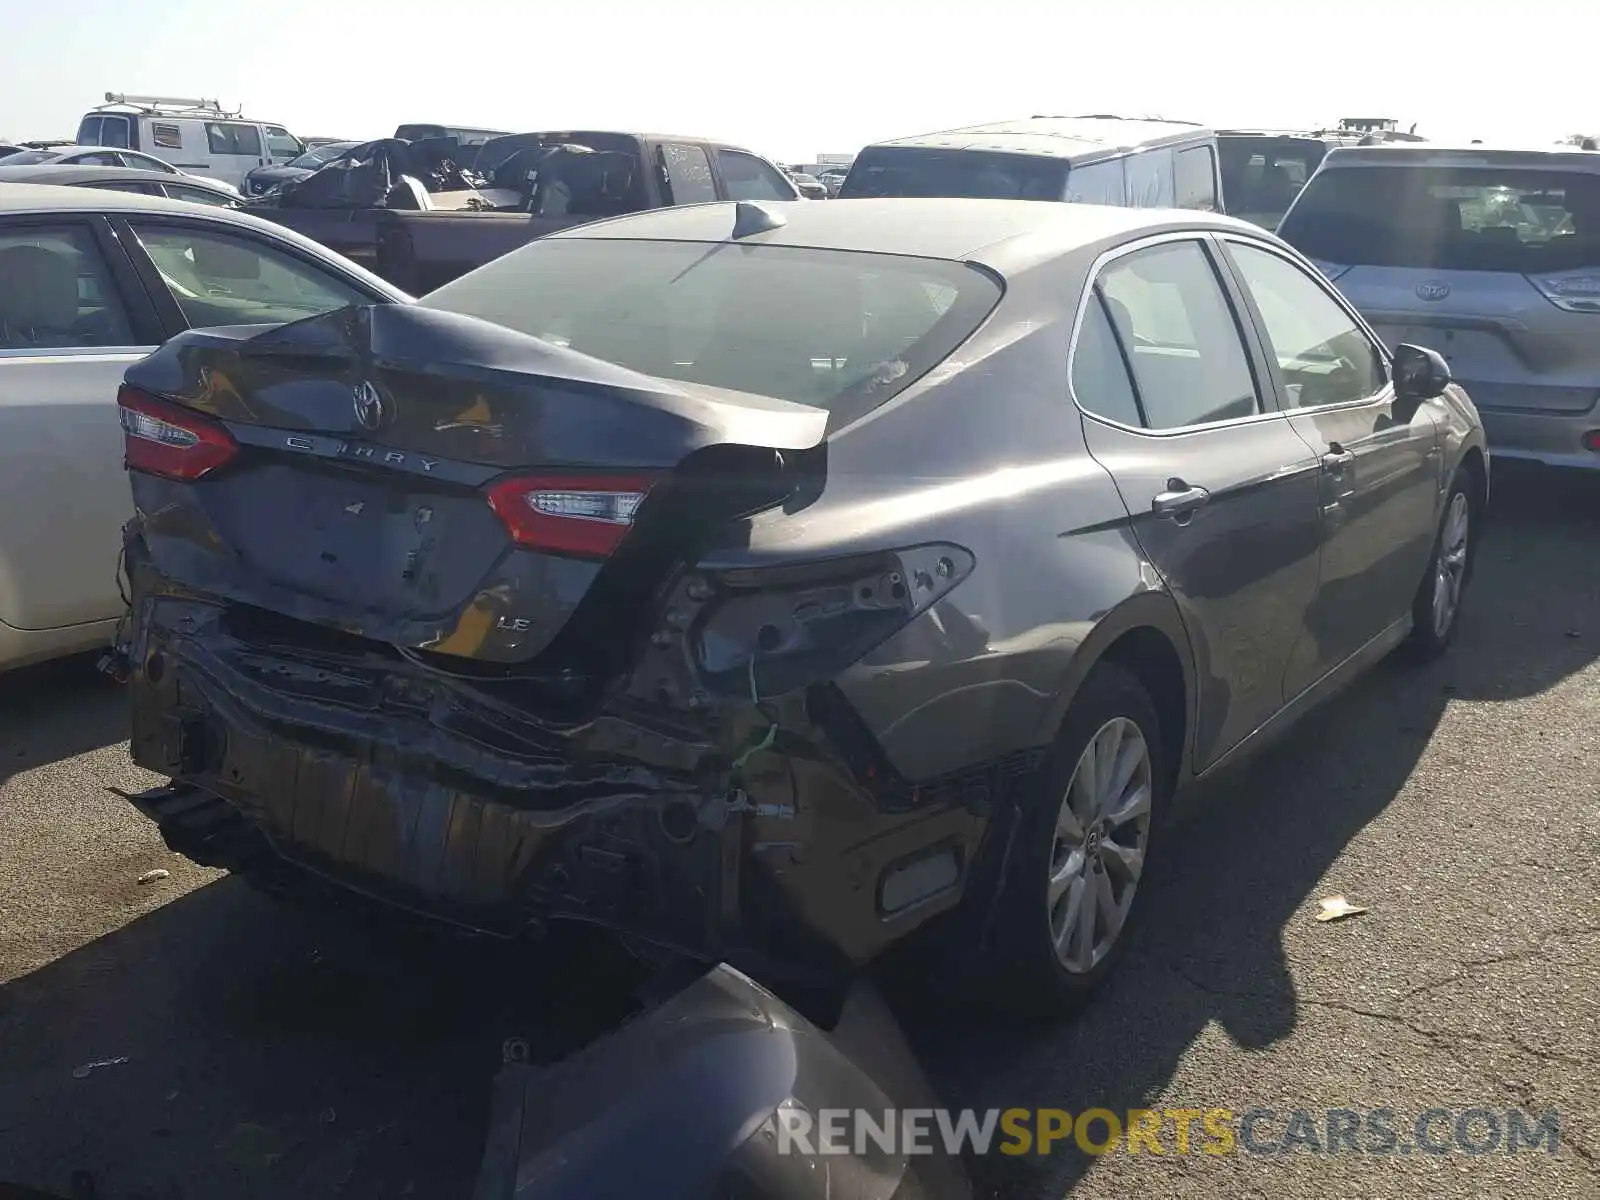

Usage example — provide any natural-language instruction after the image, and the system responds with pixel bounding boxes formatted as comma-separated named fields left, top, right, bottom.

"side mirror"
left=1392, top=342, right=1451, bottom=402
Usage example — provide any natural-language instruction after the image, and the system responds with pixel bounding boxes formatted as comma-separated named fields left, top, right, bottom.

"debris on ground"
left=1315, top=894, right=1369, bottom=923
left=136, top=869, right=170, bottom=885
left=71, top=1057, right=129, bottom=1079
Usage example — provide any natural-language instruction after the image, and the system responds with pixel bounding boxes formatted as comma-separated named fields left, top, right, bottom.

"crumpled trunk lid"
left=123, top=303, right=826, bottom=668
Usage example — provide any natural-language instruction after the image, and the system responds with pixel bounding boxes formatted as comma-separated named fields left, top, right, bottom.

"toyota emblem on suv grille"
left=352, top=381, right=388, bottom=430
left=1415, top=281, right=1451, bottom=301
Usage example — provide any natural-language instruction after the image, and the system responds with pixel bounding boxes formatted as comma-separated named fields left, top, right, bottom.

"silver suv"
left=1278, top=144, right=1600, bottom=469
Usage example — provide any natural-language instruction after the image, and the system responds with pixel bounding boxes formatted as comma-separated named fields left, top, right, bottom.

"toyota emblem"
left=1415, top=280, right=1451, bottom=302
left=352, top=381, right=388, bottom=431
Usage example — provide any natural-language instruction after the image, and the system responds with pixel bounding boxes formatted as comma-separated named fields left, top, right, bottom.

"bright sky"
left=2, top=0, right=1593, bottom=160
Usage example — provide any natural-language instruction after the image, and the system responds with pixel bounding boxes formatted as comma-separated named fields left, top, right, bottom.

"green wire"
left=729, top=654, right=776, bottom=777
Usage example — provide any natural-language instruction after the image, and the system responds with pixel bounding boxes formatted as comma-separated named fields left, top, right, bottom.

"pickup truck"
left=246, top=131, right=804, bottom=294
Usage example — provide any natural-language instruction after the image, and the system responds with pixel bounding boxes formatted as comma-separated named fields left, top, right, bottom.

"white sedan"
left=0, top=144, right=243, bottom=194
left=0, top=183, right=409, bottom=671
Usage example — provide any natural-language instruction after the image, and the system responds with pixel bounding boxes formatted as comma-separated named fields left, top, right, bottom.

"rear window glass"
left=841, top=147, right=1066, bottom=200
left=422, top=238, right=1004, bottom=425
left=98, top=116, right=132, bottom=149
left=1279, top=164, right=1600, bottom=272
left=1219, top=138, right=1326, bottom=221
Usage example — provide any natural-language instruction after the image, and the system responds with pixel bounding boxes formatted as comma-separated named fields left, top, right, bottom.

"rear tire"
left=970, top=663, right=1170, bottom=1018
left=1402, top=468, right=1476, bottom=662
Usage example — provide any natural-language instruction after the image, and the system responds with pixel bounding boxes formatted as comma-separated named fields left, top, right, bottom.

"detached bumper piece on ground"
left=473, top=964, right=972, bottom=1200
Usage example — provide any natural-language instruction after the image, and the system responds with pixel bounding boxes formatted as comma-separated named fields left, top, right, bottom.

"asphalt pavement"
left=1, top=464, right=1596, bottom=1200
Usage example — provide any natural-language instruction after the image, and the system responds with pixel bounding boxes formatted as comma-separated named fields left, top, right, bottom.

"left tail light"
left=485, top=474, right=659, bottom=558
left=118, top=385, right=239, bottom=481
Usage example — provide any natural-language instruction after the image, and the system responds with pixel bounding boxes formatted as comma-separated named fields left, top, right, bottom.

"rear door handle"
left=1152, top=480, right=1211, bottom=519
left=1322, top=447, right=1355, bottom=470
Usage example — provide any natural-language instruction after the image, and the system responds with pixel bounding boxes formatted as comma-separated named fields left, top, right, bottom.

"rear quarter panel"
left=696, top=266, right=1187, bottom=781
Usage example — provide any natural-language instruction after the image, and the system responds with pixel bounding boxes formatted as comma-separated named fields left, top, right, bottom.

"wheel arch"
left=1036, top=591, right=1196, bottom=788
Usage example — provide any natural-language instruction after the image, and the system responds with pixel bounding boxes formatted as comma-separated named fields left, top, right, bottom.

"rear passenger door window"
left=1175, top=146, right=1218, bottom=211
left=90, top=181, right=164, bottom=196
left=126, top=222, right=369, bottom=327
left=1097, top=240, right=1260, bottom=428
left=1224, top=241, right=1385, bottom=408
left=162, top=183, right=236, bottom=208
left=658, top=144, right=718, bottom=205
left=717, top=149, right=795, bottom=201
left=206, top=122, right=263, bottom=157
left=0, top=224, right=136, bottom=349
left=1065, top=158, right=1126, bottom=205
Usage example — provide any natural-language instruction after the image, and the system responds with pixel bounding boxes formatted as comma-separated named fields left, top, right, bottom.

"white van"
left=838, top=116, right=1224, bottom=212
left=76, top=94, right=305, bottom=190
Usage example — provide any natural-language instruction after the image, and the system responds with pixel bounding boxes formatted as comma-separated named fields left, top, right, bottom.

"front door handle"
left=1152, top=480, right=1211, bottom=519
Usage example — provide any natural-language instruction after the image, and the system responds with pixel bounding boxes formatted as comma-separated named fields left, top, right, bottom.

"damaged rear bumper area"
left=118, top=540, right=1004, bottom=993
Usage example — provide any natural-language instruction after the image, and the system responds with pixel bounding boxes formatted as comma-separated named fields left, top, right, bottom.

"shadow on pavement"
left=894, top=464, right=1600, bottom=1198
left=0, top=879, right=647, bottom=1200
left=0, top=653, right=127, bottom=788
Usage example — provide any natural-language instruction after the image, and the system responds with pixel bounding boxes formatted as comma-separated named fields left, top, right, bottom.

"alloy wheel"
left=1047, top=716, right=1153, bottom=974
left=1432, top=492, right=1470, bottom=638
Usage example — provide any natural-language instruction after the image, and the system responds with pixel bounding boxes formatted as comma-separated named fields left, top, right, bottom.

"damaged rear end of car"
left=115, top=298, right=990, bottom=1001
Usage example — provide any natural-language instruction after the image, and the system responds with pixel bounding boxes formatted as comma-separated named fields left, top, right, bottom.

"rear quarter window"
left=1175, top=145, right=1218, bottom=211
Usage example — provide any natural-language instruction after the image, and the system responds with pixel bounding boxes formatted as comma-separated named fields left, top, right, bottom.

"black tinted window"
left=1175, top=146, right=1218, bottom=211
left=1072, top=293, right=1142, bottom=426
left=424, top=239, right=1003, bottom=425
left=98, top=115, right=132, bottom=149
left=1279, top=163, right=1600, bottom=272
left=659, top=144, right=718, bottom=204
left=1098, top=241, right=1259, bottom=429
left=1219, top=137, right=1325, bottom=222
left=840, top=147, right=1067, bottom=200
left=76, top=116, right=101, bottom=145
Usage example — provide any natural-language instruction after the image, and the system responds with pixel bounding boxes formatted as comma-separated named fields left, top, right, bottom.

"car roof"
left=0, top=181, right=223, bottom=214
left=549, top=197, right=1264, bottom=273
left=864, top=116, right=1213, bottom=161
left=1319, top=143, right=1600, bottom=171
left=0, top=164, right=226, bottom=188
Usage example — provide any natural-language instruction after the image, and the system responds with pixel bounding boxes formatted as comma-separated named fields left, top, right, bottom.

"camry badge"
left=353, top=381, right=388, bottom=430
